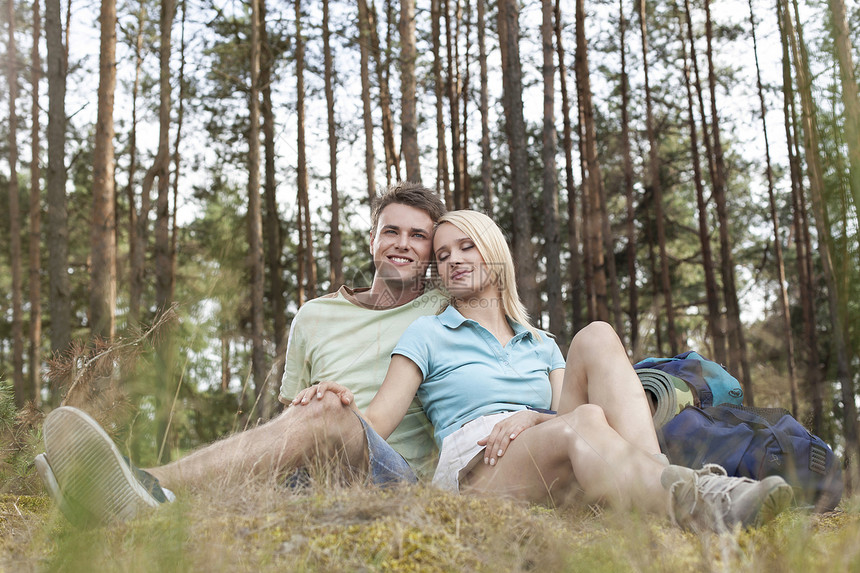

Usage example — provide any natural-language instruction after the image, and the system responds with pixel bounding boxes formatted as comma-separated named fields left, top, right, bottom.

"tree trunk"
left=582, top=0, right=622, bottom=334
left=581, top=0, right=622, bottom=331
left=445, top=0, right=462, bottom=206
left=357, top=0, right=377, bottom=202
left=618, top=0, right=638, bottom=352
left=64, top=0, right=69, bottom=63
left=46, top=0, right=71, bottom=398
left=599, top=158, right=622, bottom=332
left=297, top=199, right=306, bottom=306
left=29, top=0, right=43, bottom=405
left=680, top=0, right=724, bottom=362
left=150, top=0, right=175, bottom=463
left=431, top=0, right=451, bottom=207
left=648, top=233, right=664, bottom=354
left=497, top=0, right=540, bottom=319
left=220, top=333, right=231, bottom=392
left=555, top=0, right=583, bottom=335
left=749, top=0, right=798, bottom=415
left=704, top=0, right=752, bottom=397
left=295, top=0, right=317, bottom=299
left=323, top=0, right=343, bottom=290
left=168, top=0, right=187, bottom=305
left=151, top=0, right=174, bottom=313
left=827, top=0, right=860, bottom=217
left=461, top=0, right=471, bottom=208
left=89, top=0, right=118, bottom=340
left=478, top=0, right=492, bottom=214
left=639, top=0, right=677, bottom=353
left=248, top=0, right=266, bottom=402
left=685, top=0, right=726, bottom=365
left=541, top=0, right=565, bottom=339
left=6, top=0, right=25, bottom=406
left=369, top=0, right=399, bottom=184
left=784, top=0, right=859, bottom=479
left=260, top=0, right=286, bottom=396
left=126, top=0, right=146, bottom=325
left=577, top=0, right=608, bottom=323
left=575, top=64, right=596, bottom=323
left=679, top=4, right=722, bottom=369
left=400, top=0, right=421, bottom=181
left=778, top=0, right=821, bottom=429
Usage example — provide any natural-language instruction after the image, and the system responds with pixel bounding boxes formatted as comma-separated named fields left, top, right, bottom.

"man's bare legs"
left=146, top=392, right=369, bottom=490
left=557, top=321, right=660, bottom=456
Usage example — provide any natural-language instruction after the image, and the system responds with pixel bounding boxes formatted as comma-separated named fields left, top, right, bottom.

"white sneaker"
left=42, top=406, right=165, bottom=526
left=34, top=453, right=76, bottom=518
left=662, top=463, right=793, bottom=533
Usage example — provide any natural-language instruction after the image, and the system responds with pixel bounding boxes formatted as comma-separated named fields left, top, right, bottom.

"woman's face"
left=433, top=222, right=495, bottom=300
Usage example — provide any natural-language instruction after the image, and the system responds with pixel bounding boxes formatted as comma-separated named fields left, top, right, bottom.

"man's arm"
left=279, top=315, right=313, bottom=404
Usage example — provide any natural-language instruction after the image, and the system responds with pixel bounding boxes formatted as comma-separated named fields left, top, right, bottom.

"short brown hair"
left=370, top=181, right=447, bottom=235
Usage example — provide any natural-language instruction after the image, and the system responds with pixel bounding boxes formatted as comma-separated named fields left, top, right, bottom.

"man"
left=37, top=182, right=448, bottom=525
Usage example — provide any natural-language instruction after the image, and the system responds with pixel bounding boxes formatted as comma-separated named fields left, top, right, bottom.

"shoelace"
left=667, top=466, right=731, bottom=532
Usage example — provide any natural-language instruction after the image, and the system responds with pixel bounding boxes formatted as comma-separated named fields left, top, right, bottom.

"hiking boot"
left=42, top=406, right=168, bottom=526
left=662, top=463, right=793, bottom=533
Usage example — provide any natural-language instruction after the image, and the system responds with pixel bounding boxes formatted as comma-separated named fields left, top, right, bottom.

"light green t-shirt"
left=279, top=285, right=445, bottom=478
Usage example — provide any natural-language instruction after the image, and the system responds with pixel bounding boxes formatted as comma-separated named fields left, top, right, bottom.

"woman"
left=294, top=210, right=792, bottom=532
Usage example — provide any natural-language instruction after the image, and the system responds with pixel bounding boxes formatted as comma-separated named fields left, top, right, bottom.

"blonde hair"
left=435, top=210, right=541, bottom=340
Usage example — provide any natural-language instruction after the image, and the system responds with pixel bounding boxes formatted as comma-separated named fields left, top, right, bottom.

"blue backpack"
left=659, top=404, right=843, bottom=512
left=635, top=351, right=843, bottom=512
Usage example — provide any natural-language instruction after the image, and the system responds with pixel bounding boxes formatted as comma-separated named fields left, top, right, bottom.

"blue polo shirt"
left=393, top=305, right=566, bottom=448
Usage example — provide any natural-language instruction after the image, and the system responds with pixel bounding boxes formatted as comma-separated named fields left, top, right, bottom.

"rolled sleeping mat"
left=636, top=368, right=695, bottom=427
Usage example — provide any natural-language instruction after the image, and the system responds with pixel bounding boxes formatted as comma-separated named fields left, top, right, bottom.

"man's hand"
left=291, top=381, right=354, bottom=407
left=477, top=410, right=550, bottom=466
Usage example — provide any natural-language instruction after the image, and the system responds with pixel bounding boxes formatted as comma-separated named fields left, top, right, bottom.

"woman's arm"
left=364, top=354, right=425, bottom=439
left=289, top=354, right=425, bottom=441
left=549, top=368, right=564, bottom=411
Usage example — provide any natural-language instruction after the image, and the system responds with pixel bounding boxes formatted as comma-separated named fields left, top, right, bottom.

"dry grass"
left=2, top=474, right=859, bottom=573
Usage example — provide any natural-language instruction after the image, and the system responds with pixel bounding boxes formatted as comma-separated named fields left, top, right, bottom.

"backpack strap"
left=706, top=405, right=795, bottom=457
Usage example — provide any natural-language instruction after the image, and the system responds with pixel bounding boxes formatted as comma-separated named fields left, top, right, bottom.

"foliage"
left=2, top=475, right=859, bottom=571
left=0, top=382, right=44, bottom=496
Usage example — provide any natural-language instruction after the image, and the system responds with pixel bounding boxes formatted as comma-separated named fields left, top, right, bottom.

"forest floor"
left=1, top=476, right=859, bottom=572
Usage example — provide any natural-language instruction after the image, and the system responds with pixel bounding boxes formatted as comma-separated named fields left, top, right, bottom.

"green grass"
left=2, top=479, right=859, bottom=572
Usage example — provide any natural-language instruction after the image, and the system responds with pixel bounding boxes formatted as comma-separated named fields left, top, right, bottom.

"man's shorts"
left=354, top=410, right=418, bottom=486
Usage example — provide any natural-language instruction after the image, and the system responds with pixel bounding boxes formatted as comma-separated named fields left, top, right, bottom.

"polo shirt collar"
left=438, top=305, right=534, bottom=340
left=438, top=304, right=469, bottom=328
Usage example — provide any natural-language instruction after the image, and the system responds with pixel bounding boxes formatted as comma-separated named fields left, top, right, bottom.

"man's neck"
left=353, top=279, right=426, bottom=309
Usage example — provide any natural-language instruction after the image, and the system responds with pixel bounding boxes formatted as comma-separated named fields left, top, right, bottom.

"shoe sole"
left=755, top=476, right=794, bottom=526
left=43, top=406, right=159, bottom=526
left=34, top=453, right=73, bottom=516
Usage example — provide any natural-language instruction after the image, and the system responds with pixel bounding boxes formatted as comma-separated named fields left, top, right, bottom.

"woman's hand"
left=477, top=410, right=551, bottom=466
left=290, top=381, right=354, bottom=407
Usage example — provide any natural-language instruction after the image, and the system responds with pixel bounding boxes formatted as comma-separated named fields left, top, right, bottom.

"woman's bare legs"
left=557, top=322, right=660, bottom=456
left=464, top=403, right=794, bottom=532
left=463, top=405, right=668, bottom=513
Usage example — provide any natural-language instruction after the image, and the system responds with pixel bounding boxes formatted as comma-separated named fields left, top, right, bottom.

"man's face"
left=370, top=203, right=435, bottom=289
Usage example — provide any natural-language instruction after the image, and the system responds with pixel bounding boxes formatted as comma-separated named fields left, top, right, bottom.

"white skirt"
left=432, top=411, right=519, bottom=493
